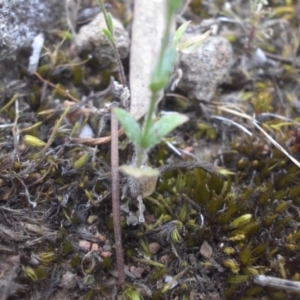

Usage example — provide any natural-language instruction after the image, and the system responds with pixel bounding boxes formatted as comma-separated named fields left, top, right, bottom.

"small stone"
left=96, top=232, right=107, bottom=243
left=178, top=36, right=233, bottom=101
left=149, top=242, right=161, bottom=254
left=200, top=240, right=213, bottom=259
left=7, top=255, right=20, bottom=265
left=100, top=251, right=112, bottom=258
left=144, top=214, right=156, bottom=223
left=87, top=215, right=98, bottom=225
left=91, top=243, right=99, bottom=252
left=131, top=267, right=145, bottom=279
left=79, top=240, right=91, bottom=253
left=159, top=254, right=170, bottom=265
left=61, top=271, right=77, bottom=290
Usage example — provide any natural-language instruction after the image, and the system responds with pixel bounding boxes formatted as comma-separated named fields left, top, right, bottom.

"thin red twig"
left=110, top=104, right=125, bottom=284
left=34, top=72, right=80, bottom=103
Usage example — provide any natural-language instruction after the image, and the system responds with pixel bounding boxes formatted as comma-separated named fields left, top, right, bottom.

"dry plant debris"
left=1, top=0, right=300, bottom=299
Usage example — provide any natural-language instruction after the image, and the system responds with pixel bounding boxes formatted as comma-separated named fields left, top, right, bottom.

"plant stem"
left=98, top=1, right=125, bottom=284
left=97, top=0, right=127, bottom=88
left=97, top=0, right=111, bottom=32
left=135, top=145, right=143, bottom=168
left=110, top=43, right=127, bottom=88
left=34, top=72, right=80, bottom=102
left=156, top=7, right=174, bottom=74
left=110, top=104, right=125, bottom=284
left=141, top=91, right=158, bottom=148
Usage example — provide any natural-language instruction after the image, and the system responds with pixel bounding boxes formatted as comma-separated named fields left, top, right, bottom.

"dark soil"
left=1, top=1, right=300, bottom=300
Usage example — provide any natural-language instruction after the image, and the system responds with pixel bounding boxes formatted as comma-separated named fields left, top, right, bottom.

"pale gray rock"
left=178, top=36, right=233, bottom=101
left=0, top=0, right=64, bottom=61
left=0, top=278, right=27, bottom=298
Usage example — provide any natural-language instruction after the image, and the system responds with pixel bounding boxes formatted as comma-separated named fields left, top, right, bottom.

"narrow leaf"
left=230, top=214, right=252, bottom=229
left=103, top=28, right=114, bottom=44
left=142, top=113, right=189, bottom=149
left=24, top=135, right=46, bottom=148
left=106, top=12, right=114, bottom=34
left=73, top=153, right=90, bottom=170
left=160, top=47, right=177, bottom=76
left=173, top=21, right=190, bottom=48
left=113, top=108, right=142, bottom=146
left=150, top=47, right=177, bottom=92
left=150, top=67, right=169, bottom=92
left=179, top=29, right=211, bottom=52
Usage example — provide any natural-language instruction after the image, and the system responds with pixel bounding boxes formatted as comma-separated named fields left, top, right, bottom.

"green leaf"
left=179, top=29, right=210, bottom=52
left=150, top=65, right=168, bottom=92
left=178, top=203, right=188, bottom=223
left=73, top=153, right=90, bottom=170
left=122, top=288, right=143, bottom=300
left=162, top=46, right=177, bottom=72
left=113, top=108, right=142, bottom=146
left=119, top=165, right=160, bottom=179
left=173, top=21, right=190, bottom=48
left=142, top=113, right=189, bottom=149
left=103, top=28, right=114, bottom=44
left=24, top=135, right=46, bottom=148
left=106, top=12, right=114, bottom=34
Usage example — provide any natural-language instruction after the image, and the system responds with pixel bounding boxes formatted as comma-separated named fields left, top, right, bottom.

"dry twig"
left=110, top=103, right=125, bottom=284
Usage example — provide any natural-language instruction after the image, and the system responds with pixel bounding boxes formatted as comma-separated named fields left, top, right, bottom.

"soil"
left=1, top=1, right=300, bottom=300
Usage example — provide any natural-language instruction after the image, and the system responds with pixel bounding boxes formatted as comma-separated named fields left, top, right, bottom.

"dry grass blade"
left=254, top=275, right=300, bottom=293
left=217, top=104, right=300, bottom=169
left=253, top=120, right=300, bottom=168
left=68, top=128, right=124, bottom=145
left=37, top=105, right=71, bottom=156
left=211, top=115, right=252, bottom=136
left=0, top=225, right=29, bottom=242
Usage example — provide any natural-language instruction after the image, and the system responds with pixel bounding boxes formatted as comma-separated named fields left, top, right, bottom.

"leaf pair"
left=113, top=108, right=189, bottom=150
left=103, top=12, right=114, bottom=44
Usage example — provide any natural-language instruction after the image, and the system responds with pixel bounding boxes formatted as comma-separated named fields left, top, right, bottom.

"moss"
left=1, top=1, right=300, bottom=299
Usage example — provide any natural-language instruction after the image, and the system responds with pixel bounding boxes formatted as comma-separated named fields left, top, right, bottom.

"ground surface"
left=1, top=1, right=300, bottom=299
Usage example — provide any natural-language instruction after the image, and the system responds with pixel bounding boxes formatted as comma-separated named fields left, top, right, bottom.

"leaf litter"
left=1, top=0, right=300, bottom=299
